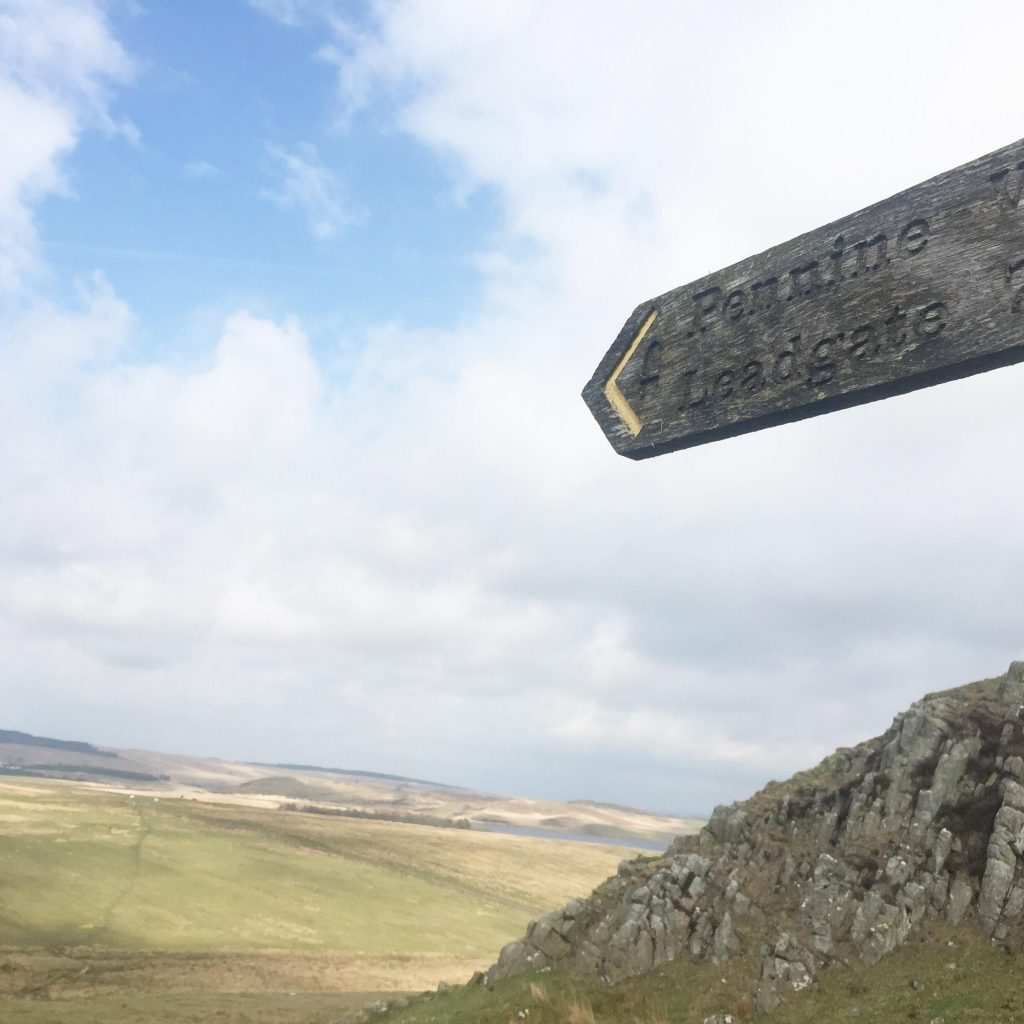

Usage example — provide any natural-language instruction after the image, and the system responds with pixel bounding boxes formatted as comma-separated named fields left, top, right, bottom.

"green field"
left=0, top=778, right=637, bottom=1022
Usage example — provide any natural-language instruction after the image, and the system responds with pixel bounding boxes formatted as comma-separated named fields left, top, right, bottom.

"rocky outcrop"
left=482, top=661, right=1024, bottom=1013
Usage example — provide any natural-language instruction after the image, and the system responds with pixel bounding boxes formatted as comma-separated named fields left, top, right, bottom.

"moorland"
left=0, top=774, right=673, bottom=1023
left=0, top=728, right=699, bottom=847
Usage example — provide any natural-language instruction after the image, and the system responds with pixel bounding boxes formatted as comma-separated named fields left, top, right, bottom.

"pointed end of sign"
left=602, top=310, right=656, bottom=436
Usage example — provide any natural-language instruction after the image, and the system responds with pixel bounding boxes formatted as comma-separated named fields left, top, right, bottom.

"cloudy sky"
left=3, top=0, right=1023, bottom=816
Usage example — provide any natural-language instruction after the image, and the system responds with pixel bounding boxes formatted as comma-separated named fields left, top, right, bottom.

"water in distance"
left=471, top=820, right=668, bottom=852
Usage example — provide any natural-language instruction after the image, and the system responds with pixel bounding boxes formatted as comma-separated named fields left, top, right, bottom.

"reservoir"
left=471, top=820, right=670, bottom=852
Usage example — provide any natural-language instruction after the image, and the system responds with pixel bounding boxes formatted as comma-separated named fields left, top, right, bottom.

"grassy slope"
left=378, top=922, right=1023, bottom=1024
left=0, top=778, right=643, bottom=1021
left=0, top=779, right=631, bottom=956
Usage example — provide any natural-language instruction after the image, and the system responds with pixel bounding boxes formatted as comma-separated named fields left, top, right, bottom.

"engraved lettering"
left=724, top=289, right=746, bottom=321
left=788, top=261, right=822, bottom=300
left=673, top=298, right=951, bottom=422
left=774, top=338, right=798, bottom=383
left=826, top=236, right=845, bottom=287
left=914, top=302, right=947, bottom=339
left=990, top=161, right=1024, bottom=211
left=807, top=339, right=836, bottom=386
left=884, top=305, right=909, bottom=351
left=897, top=218, right=929, bottom=256
left=749, top=277, right=780, bottom=314
left=680, top=368, right=707, bottom=409
left=849, top=324, right=877, bottom=360
left=692, top=287, right=721, bottom=332
left=741, top=360, right=765, bottom=393
left=851, top=233, right=889, bottom=276
left=691, top=219, right=932, bottom=335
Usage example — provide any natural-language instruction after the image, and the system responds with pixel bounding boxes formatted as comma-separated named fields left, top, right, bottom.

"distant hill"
left=570, top=797, right=669, bottom=815
left=0, top=730, right=702, bottom=847
left=0, top=728, right=113, bottom=757
left=0, top=763, right=163, bottom=782
left=247, top=761, right=466, bottom=791
left=234, top=775, right=341, bottom=801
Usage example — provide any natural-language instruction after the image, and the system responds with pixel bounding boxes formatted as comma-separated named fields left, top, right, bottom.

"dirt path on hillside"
left=97, top=803, right=151, bottom=939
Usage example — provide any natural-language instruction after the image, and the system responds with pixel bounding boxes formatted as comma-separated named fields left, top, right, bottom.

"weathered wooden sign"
left=583, top=138, right=1024, bottom=459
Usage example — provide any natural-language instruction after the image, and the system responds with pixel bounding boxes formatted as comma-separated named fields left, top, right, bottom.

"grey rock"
left=932, top=828, right=954, bottom=875
left=482, top=661, right=1024, bottom=1012
left=979, top=799, right=1024, bottom=934
left=947, top=875, right=974, bottom=925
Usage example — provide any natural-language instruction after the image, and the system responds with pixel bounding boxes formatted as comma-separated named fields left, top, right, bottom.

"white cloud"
left=260, top=141, right=360, bottom=239
left=248, top=0, right=386, bottom=125
left=183, top=159, right=220, bottom=180
left=248, top=0, right=335, bottom=27
left=6, top=2, right=1024, bottom=815
left=0, top=0, right=134, bottom=129
left=248, top=0, right=305, bottom=25
left=0, top=0, right=133, bottom=293
left=239, top=0, right=1024, bottom=806
left=0, top=80, right=73, bottom=292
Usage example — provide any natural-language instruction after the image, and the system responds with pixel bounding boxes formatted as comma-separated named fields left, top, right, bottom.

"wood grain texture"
left=583, top=138, right=1024, bottom=459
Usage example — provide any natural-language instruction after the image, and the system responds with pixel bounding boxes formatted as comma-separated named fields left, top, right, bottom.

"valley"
left=0, top=774, right=670, bottom=1022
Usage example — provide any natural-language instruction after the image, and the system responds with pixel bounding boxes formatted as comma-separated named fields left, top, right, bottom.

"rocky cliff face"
left=483, top=661, right=1024, bottom=1013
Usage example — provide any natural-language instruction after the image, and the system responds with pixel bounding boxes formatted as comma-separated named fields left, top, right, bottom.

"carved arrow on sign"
left=583, top=138, right=1024, bottom=460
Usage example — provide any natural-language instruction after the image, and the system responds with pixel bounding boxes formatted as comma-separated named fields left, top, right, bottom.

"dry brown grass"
left=564, top=996, right=596, bottom=1024
left=732, top=991, right=754, bottom=1018
left=0, top=949, right=489, bottom=999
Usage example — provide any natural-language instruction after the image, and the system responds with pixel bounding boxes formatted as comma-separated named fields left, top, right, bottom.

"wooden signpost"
left=583, top=138, right=1024, bottom=459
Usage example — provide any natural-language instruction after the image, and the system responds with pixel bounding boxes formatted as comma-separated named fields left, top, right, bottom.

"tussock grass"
left=529, top=981, right=551, bottom=1004
left=564, top=996, right=596, bottom=1023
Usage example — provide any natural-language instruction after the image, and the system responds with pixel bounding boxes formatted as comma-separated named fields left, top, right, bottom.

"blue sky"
left=3, top=1, right=1024, bottom=816
left=37, top=1, right=497, bottom=350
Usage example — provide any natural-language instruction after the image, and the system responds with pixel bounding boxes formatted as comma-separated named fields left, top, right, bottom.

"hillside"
left=0, top=779, right=633, bottom=956
left=372, top=659, right=1024, bottom=1022
left=364, top=922, right=1024, bottom=1024
left=0, top=729, right=108, bottom=756
left=0, top=776, right=646, bottom=1022
left=0, top=732, right=699, bottom=847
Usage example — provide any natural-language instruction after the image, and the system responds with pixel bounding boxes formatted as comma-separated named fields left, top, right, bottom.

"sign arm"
left=584, top=137, right=1024, bottom=459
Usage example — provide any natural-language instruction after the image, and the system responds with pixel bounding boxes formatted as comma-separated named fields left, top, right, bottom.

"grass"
left=0, top=777, right=637, bottom=1021
left=0, top=778, right=632, bottom=956
left=374, top=922, right=1024, bottom=1024
left=0, top=990, right=378, bottom=1024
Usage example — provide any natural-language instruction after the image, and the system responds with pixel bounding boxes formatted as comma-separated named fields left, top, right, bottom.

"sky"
left=2, top=0, right=1023, bottom=817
